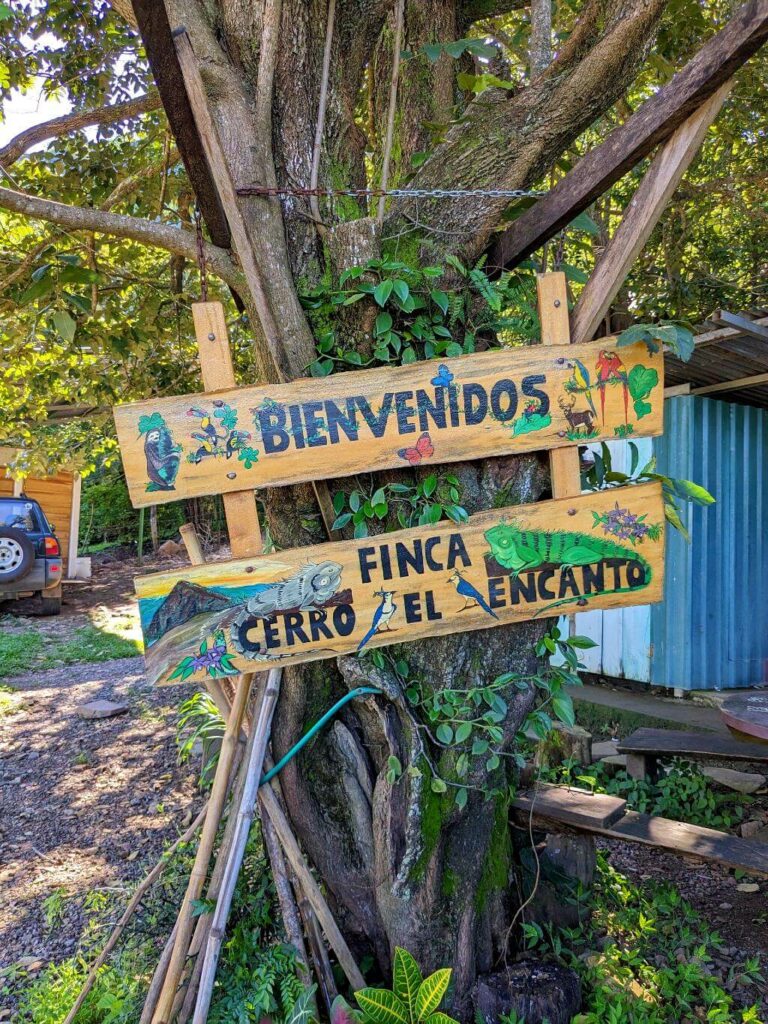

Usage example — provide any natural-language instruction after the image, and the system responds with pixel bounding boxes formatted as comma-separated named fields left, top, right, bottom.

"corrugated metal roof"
left=665, top=309, right=768, bottom=409
left=650, top=396, right=768, bottom=690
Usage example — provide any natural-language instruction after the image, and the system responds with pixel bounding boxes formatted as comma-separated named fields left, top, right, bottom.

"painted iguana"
left=483, top=521, right=652, bottom=614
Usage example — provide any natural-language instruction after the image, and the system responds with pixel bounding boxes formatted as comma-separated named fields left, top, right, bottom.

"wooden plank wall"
left=0, top=456, right=76, bottom=573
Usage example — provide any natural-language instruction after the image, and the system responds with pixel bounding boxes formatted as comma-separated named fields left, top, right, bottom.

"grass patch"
left=0, top=633, right=45, bottom=679
left=0, top=623, right=142, bottom=678
left=39, top=625, right=142, bottom=668
left=522, top=854, right=765, bottom=1023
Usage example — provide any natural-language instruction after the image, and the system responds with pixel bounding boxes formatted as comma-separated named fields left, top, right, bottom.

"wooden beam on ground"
left=710, top=309, right=768, bottom=342
left=618, top=728, right=768, bottom=763
left=693, top=315, right=768, bottom=349
left=489, top=1, right=768, bottom=270
left=511, top=787, right=768, bottom=876
left=570, top=83, right=733, bottom=344
left=537, top=272, right=582, bottom=498
left=691, top=372, right=768, bottom=396
left=130, top=0, right=230, bottom=249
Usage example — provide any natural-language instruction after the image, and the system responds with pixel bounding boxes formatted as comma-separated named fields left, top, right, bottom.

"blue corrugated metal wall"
left=651, top=397, right=768, bottom=690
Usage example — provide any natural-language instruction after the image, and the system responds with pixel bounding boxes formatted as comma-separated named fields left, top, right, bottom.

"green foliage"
left=301, top=257, right=538, bottom=376
left=521, top=854, right=765, bottom=1023
left=544, top=757, right=749, bottom=830
left=331, top=474, right=467, bottom=538
left=380, top=625, right=592, bottom=807
left=616, top=323, right=695, bottom=362
left=354, top=948, right=458, bottom=1024
left=0, top=621, right=140, bottom=677
left=176, top=690, right=225, bottom=787
left=583, top=441, right=714, bottom=542
left=80, top=466, right=188, bottom=550
left=401, top=37, right=499, bottom=63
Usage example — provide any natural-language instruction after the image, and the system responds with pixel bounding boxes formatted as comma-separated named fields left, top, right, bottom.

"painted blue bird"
left=357, top=590, right=398, bottom=651
left=431, top=363, right=454, bottom=389
left=448, top=570, right=498, bottom=619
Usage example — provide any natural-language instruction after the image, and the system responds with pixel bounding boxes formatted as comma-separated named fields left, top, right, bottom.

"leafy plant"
left=176, top=690, right=225, bottom=787
left=616, top=322, right=695, bottom=362
left=519, top=854, right=765, bottom=1023
left=583, top=441, right=714, bottom=541
left=331, top=474, right=467, bottom=538
left=544, top=758, right=748, bottom=830
left=344, top=947, right=459, bottom=1024
left=301, top=257, right=538, bottom=376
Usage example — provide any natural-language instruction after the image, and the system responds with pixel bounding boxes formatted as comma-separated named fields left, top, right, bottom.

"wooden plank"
left=664, top=384, right=691, bottom=398
left=114, top=337, right=664, bottom=507
left=192, top=302, right=262, bottom=558
left=711, top=309, right=768, bottom=342
left=130, top=1, right=231, bottom=249
left=135, top=481, right=665, bottom=684
left=570, top=83, right=733, bottom=345
left=608, top=811, right=768, bottom=877
left=489, top=3, right=768, bottom=269
left=538, top=272, right=582, bottom=498
left=617, top=727, right=768, bottom=762
left=692, top=315, right=768, bottom=350
left=691, top=372, right=768, bottom=396
left=511, top=782, right=627, bottom=829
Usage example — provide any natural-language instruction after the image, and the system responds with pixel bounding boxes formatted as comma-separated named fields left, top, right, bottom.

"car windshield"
left=0, top=500, right=39, bottom=532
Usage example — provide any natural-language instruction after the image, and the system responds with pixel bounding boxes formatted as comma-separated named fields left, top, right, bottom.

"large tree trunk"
left=161, top=0, right=666, bottom=1015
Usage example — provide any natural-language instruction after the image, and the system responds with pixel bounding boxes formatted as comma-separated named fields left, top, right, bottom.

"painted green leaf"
left=355, top=988, right=410, bottom=1024
left=628, top=364, right=659, bottom=402
left=393, top=947, right=423, bottom=1015
left=414, top=969, right=451, bottom=1021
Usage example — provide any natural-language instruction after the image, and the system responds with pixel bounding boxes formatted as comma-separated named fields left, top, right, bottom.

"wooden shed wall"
left=0, top=450, right=78, bottom=573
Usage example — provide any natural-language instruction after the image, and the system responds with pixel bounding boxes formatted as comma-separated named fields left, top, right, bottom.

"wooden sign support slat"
left=174, top=30, right=336, bottom=539
left=537, top=272, right=582, bottom=499
left=192, top=303, right=263, bottom=556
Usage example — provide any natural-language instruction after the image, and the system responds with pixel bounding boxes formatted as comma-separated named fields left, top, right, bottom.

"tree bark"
left=13, top=0, right=671, bottom=1014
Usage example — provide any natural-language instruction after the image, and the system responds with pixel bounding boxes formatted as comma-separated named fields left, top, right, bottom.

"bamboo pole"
left=62, top=804, right=208, bottom=1024
left=258, top=784, right=366, bottom=991
left=192, top=669, right=282, bottom=1023
left=151, top=675, right=253, bottom=1024
left=140, top=923, right=180, bottom=1024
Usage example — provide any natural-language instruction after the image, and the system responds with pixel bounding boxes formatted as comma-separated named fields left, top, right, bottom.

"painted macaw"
left=569, top=358, right=597, bottom=419
left=448, top=570, right=498, bottom=619
left=595, top=350, right=629, bottom=424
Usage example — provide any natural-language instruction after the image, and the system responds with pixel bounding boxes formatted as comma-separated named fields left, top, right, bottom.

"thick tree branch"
left=0, top=186, right=243, bottom=290
left=0, top=91, right=162, bottom=169
left=384, top=0, right=667, bottom=262
left=460, top=0, right=528, bottom=26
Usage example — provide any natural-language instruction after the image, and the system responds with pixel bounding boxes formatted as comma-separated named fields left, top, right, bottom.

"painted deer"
left=558, top=393, right=596, bottom=434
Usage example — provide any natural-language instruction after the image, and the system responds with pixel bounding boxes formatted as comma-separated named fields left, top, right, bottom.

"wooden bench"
left=616, top=727, right=768, bottom=780
left=511, top=783, right=768, bottom=877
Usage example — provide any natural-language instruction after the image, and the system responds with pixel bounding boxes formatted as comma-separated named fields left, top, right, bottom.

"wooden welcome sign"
left=137, top=482, right=665, bottom=684
left=114, top=338, right=663, bottom=507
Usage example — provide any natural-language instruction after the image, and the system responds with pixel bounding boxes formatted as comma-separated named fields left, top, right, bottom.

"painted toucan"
left=595, top=350, right=628, bottom=424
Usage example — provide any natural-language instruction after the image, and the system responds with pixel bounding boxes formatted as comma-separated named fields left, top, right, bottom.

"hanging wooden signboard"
left=114, top=339, right=663, bottom=507
left=137, top=481, right=665, bottom=684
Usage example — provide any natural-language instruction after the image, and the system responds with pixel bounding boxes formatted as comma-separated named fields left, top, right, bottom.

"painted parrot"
left=595, top=350, right=629, bottom=424
left=568, top=358, right=597, bottom=419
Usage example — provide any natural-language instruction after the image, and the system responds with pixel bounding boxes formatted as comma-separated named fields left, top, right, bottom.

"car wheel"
left=0, top=527, right=34, bottom=583
left=38, top=584, right=62, bottom=616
